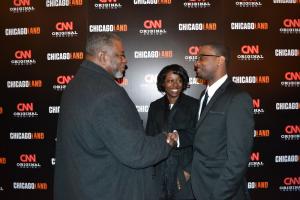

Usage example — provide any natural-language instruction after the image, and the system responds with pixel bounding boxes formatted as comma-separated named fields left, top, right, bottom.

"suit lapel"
left=196, top=78, right=232, bottom=128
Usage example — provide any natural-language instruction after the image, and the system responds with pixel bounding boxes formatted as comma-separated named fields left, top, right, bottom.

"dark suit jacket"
left=54, top=60, right=171, bottom=200
left=146, top=94, right=199, bottom=199
left=191, top=78, right=254, bottom=200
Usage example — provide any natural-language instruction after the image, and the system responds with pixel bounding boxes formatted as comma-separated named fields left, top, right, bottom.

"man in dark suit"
left=191, top=43, right=254, bottom=200
left=53, top=33, right=178, bottom=200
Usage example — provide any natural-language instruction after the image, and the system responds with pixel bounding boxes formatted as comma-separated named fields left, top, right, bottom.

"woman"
left=146, top=64, right=199, bottom=200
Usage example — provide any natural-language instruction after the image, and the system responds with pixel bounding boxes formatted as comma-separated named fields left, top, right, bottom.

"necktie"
left=200, top=91, right=208, bottom=115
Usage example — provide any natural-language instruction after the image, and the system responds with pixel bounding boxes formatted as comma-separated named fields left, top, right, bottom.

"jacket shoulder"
left=226, top=81, right=252, bottom=100
left=149, top=96, right=165, bottom=108
left=182, top=94, right=199, bottom=106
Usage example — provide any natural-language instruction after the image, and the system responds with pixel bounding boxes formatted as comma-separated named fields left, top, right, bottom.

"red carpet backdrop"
left=0, top=0, right=299, bottom=199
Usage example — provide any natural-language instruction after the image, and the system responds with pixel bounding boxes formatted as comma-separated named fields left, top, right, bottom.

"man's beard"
left=111, top=62, right=123, bottom=79
left=113, top=70, right=123, bottom=79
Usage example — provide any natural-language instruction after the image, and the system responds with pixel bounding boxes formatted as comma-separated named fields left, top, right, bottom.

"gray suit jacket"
left=54, top=60, right=171, bottom=200
left=191, top=78, right=254, bottom=200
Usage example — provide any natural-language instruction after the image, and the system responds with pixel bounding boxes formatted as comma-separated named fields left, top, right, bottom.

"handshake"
left=165, top=131, right=179, bottom=147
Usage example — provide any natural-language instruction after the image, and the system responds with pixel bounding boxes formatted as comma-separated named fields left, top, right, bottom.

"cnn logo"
left=20, top=154, right=36, bottom=162
left=250, top=152, right=260, bottom=161
left=57, top=75, right=74, bottom=85
left=285, top=72, right=300, bottom=81
left=13, top=0, right=30, bottom=6
left=144, top=74, right=157, bottom=84
left=283, top=19, right=300, bottom=28
left=252, top=99, right=260, bottom=109
left=56, top=22, right=74, bottom=31
left=15, top=50, right=32, bottom=59
left=241, top=45, right=260, bottom=54
left=144, top=20, right=162, bottom=29
left=99, top=0, right=117, bottom=2
left=285, top=125, right=300, bottom=134
left=284, top=177, right=300, bottom=185
left=17, top=103, right=34, bottom=111
left=189, top=46, right=201, bottom=56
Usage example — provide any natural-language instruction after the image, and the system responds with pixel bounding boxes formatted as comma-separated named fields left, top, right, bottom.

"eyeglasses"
left=115, top=53, right=126, bottom=60
left=196, top=54, right=220, bottom=62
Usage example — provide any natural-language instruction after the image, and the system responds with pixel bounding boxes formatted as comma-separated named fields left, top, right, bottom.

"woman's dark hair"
left=156, top=64, right=189, bottom=93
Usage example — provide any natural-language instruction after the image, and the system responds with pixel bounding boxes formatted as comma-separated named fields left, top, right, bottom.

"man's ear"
left=97, top=51, right=106, bottom=64
left=218, top=56, right=226, bottom=66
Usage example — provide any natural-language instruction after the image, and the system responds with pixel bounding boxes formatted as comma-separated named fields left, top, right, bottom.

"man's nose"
left=123, top=56, right=128, bottom=64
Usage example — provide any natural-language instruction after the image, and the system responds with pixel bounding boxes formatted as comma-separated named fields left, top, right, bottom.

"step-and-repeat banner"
left=0, top=0, right=299, bottom=199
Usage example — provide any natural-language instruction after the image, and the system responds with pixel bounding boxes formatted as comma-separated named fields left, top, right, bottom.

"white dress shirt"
left=198, top=74, right=228, bottom=119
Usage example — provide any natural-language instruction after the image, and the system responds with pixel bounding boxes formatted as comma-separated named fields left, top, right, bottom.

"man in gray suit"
left=54, top=33, right=178, bottom=200
left=191, top=43, right=254, bottom=200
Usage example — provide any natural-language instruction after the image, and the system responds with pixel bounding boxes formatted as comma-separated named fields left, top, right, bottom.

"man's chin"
left=114, top=71, right=124, bottom=79
left=195, top=74, right=201, bottom=79
left=196, top=73, right=205, bottom=79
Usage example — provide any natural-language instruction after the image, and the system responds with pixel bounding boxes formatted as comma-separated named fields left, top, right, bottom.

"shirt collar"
left=206, top=74, right=228, bottom=98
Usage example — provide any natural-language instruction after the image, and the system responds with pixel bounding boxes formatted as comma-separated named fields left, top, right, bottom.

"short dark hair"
left=202, top=43, right=231, bottom=66
left=85, top=33, right=121, bottom=56
left=156, top=64, right=189, bottom=93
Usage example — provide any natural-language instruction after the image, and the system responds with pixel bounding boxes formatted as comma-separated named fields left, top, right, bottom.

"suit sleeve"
left=175, top=100, right=199, bottom=174
left=93, top=90, right=171, bottom=169
left=175, top=101, right=199, bottom=148
left=176, top=124, right=196, bottom=148
left=210, top=92, right=254, bottom=200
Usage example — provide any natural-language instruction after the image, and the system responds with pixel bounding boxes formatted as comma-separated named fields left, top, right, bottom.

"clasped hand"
left=165, top=131, right=179, bottom=147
